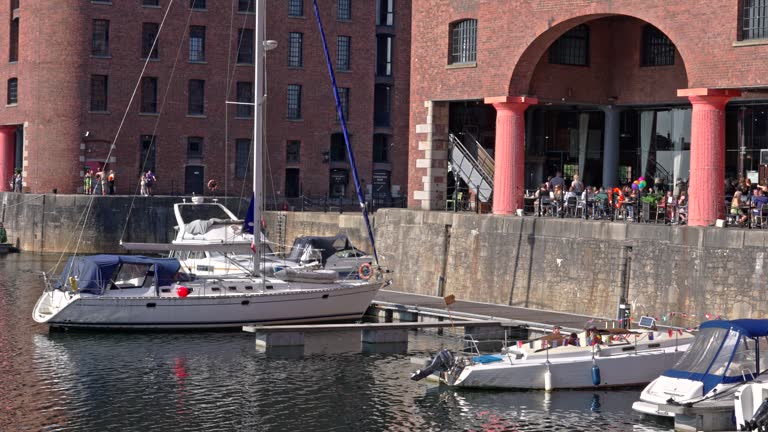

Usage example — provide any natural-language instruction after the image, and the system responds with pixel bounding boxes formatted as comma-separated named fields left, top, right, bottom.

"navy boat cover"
left=699, top=319, right=768, bottom=337
left=54, top=255, right=181, bottom=295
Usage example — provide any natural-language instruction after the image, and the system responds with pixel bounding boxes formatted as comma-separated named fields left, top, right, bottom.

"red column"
left=0, top=126, right=16, bottom=192
left=484, top=96, right=537, bottom=215
left=678, top=88, right=740, bottom=227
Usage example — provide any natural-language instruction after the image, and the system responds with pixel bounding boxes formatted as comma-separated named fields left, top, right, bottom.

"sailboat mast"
left=253, top=0, right=265, bottom=265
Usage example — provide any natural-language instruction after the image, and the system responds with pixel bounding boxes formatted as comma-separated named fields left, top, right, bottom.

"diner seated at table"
left=752, top=188, right=768, bottom=215
left=731, top=191, right=749, bottom=225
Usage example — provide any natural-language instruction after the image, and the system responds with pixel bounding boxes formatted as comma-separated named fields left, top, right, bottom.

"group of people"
left=729, top=179, right=768, bottom=226
left=84, top=168, right=116, bottom=195
left=7, top=169, right=22, bottom=193
left=532, top=171, right=688, bottom=223
left=140, top=170, right=156, bottom=196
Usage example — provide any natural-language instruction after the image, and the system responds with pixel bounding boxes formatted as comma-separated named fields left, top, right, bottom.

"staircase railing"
left=448, top=133, right=494, bottom=202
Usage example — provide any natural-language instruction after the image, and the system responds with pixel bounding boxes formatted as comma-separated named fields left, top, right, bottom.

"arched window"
left=641, top=25, right=675, bottom=67
left=449, top=19, right=477, bottom=65
left=549, top=24, right=589, bottom=66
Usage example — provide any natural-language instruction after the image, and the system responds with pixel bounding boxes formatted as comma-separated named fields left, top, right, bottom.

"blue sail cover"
left=54, top=255, right=181, bottom=295
left=661, top=319, right=768, bottom=394
left=243, top=193, right=255, bottom=235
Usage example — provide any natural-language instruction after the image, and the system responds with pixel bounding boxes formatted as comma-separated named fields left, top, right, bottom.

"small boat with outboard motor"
left=633, top=319, right=768, bottom=432
left=411, top=325, right=693, bottom=390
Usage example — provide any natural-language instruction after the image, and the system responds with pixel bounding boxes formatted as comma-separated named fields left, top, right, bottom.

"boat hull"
left=450, top=347, right=688, bottom=390
left=33, top=281, right=383, bottom=329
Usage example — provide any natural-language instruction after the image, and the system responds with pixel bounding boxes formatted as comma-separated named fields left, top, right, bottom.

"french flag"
left=648, top=332, right=654, bottom=341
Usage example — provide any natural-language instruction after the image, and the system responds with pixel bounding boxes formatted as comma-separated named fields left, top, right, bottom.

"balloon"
left=638, top=177, right=645, bottom=182
left=631, top=183, right=638, bottom=190
left=177, top=286, right=189, bottom=297
left=639, top=180, right=647, bottom=189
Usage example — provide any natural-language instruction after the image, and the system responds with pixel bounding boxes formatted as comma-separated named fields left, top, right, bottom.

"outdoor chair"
left=565, top=196, right=577, bottom=217
left=446, top=192, right=464, bottom=211
left=575, top=198, right=587, bottom=218
left=654, top=203, right=666, bottom=224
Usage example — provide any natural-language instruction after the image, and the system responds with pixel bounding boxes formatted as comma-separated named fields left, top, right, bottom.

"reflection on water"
left=1, top=254, right=671, bottom=431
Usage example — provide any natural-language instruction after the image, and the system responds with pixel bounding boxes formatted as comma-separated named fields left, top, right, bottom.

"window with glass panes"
left=189, top=26, right=205, bottom=61
left=336, top=88, right=349, bottom=121
left=288, top=32, right=303, bottom=67
left=188, top=79, right=205, bottom=115
left=142, top=23, right=159, bottom=59
left=742, top=0, right=768, bottom=40
left=238, top=0, right=254, bottom=13
left=90, top=75, right=108, bottom=111
left=641, top=25, right=675, bottom=66
left=330, top=134, right=346, bottom=162
left=449, top=19, right=477, bottom=64
left=376, top=0, right=393, bottom=26
left=143, top=0, right=160, bottom=6
left=92, top=19, right=110, bottom=56
left=190, top=0, right=205, bottom=9
left=9, top=18, right=18, bottom=62
left=237, top=28, right=254, bottom=63
left=140, top=77, right=158, bottom=113
left=286, top=141, right=300, bottom=163
left=236, top=82, right=253, bottom=118
left=235, top=139, right=251, bottom=178
left=337, top=0, right=350, bottom=20
left=336, top=36, right=350, bottom=71
left=140, top=135, right=157, bottom=173
left=549, top=24, right=589, bottom=66
left=187, top=137, right=203, bottom=158
left=287, top=84, right=302, bottom=119
left=376, top=34, right=393, bottom=76
left=288, top=0, right=303, bottom=16
left=7, top=78, right=17, bottom=105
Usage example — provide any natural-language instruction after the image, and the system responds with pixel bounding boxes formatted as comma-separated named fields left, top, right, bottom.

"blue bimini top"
left=53, top=254, right=180, bottom=295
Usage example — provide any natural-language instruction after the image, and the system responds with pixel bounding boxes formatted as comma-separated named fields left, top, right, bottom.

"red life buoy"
left=207, top=179, right=218, bottom=191
left=612, top=187, right=624, bottom=209
left=358, top=263, right=373, bottom=280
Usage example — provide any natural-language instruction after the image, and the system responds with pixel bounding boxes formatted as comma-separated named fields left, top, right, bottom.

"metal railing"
left=264, top=195, right=406, bottom=213
left=448, top=133, right=494, bottom=202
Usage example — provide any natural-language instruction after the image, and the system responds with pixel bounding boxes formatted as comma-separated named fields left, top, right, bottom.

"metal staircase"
left=448, top=133, right=494, bottom=202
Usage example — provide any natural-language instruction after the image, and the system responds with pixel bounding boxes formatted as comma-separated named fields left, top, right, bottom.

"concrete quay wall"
left=273, top=208, right=768, bottom=326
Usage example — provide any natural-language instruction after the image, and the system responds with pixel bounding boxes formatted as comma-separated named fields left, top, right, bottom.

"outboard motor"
left=411, top=349, right=455, bottom=381
left=743, top=398, right=768, bottom=431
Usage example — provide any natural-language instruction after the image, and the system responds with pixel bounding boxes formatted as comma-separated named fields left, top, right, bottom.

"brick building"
left=0, top=0, right=410, bottom=204
left=409, top=0, right=768, bottom=226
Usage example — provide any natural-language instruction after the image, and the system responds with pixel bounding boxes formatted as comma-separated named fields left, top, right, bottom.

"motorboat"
left=633, top=319, right=768, bottom=431
left=735, top=379, right=768, bottom=431
left=412, top=327, right=693, bottom=390
left=32, top=1, right=390, bottom=330
left=32, top=254, right=388, bottom=329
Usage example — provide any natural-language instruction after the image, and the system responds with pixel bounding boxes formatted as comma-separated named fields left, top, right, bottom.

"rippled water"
left=0, top=254, right=672, bottom=431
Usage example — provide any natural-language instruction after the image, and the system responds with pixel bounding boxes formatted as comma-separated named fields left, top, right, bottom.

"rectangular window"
left=376, top=0, right=394, bottom=26
left=286, top=140, right=300, bottom=163
left=336, top=87, right=349, bottom=121
left=742, top=0, right=768, bottom=40
left=187, top=136, right=203, bottom=158
left=374, top=84, right=391, bottom=127
left=7, top=78, right=17, bottom=105
left=237, top=28, right=254, bottom=63
left=190, top=0, right=206, bottom=9
left=189, top=26, right=206, bottom=62
left=288, top=32, right=303, bottom=67
left=549, top=24, right=589, bottom=66
left=92, top=19, right=110, bottom=56
left=288, top=0, right=303, bottom=17
left=235, top=139, right=251, bottom=178
left=90, top=75, right=108, bottom=111
left=330, top=133, right=346, bottom=162
left=337, top=0, right=351, bottom=20
left=143, top=0, right=160, bottom=6
left=373, top=134, right=390, bottom=163
left=236, top=81, right=253, bottom=118
left=287, top=84, right=302, bottom=120
left=238, top=0, right=254, bottom=13
left=142, top=23, right=160, bottom=59
left=376, top=34, right=393, bottom=76
left=140, top=77, right=158, bottom=113
left=450, top=19, right=477, bottom=64
left=140, top=135, right=157, bottom=173
left=9, top=18, right=18, bottom=62
left=641, top=25, right=675, bottom=67
left=188, top=79, right=205, bottom=115
left=336, top=35, right=351, bottom=71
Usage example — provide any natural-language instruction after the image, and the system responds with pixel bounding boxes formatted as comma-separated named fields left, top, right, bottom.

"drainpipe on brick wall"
left=616, top=245, right=632, bottom=328
left=437, top=224, right=452, bottom=297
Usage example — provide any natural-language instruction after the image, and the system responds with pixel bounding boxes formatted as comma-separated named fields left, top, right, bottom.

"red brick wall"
left=0, top=1, right=411, bottom=196
left=408, top=0, right=768, bottom=207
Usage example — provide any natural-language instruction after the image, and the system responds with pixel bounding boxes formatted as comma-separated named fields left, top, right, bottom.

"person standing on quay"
left=12, top=169, right=22, bottom=193
left=84, top=169, right=92, bottom=195
left=108, top=170, right=116, bottom=195
left=140, top=172, right=147, bottom=196
left=145, top=170, right=156, bottom=196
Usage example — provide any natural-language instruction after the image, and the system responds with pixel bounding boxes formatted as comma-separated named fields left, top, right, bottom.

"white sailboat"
left=32, top=0, right=390, bottom=329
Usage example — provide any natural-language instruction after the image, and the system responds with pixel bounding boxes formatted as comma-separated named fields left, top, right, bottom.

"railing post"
left=339, top=195, right=343, bottom=214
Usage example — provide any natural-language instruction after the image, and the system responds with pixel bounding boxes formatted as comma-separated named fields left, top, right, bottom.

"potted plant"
left=640, top=192, right=662, bottom=221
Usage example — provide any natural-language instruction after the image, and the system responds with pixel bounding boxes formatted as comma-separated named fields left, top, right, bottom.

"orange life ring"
left=207, top=179, right=218, bottom=191
left=612, top=187, right=624, bottom=209
left=358, top=263, right=373, bottom=280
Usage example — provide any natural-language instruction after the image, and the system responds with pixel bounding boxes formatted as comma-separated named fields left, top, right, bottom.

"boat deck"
left=373, top=290, right=604, bottom=332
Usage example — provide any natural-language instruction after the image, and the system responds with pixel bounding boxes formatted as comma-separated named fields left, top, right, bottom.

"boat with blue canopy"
left=633, top=319, right=768, bottom=429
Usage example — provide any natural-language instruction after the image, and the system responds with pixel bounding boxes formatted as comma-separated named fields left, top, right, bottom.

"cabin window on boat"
left=113, top=264, right=154, bottom=289
left=671, top=327, right=729, bottom=374
left=706, top=330, right=743, bottom=376
left=723, top=335, right=759, bottom=377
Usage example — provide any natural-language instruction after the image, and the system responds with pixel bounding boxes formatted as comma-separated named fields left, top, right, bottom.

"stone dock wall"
left=2, top=192, right=764, bottom=325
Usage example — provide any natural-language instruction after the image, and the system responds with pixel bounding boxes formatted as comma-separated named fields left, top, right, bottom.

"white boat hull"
left=33, top=280, right=384, bottom=329
left=449, top=342, right=690, bottom=390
